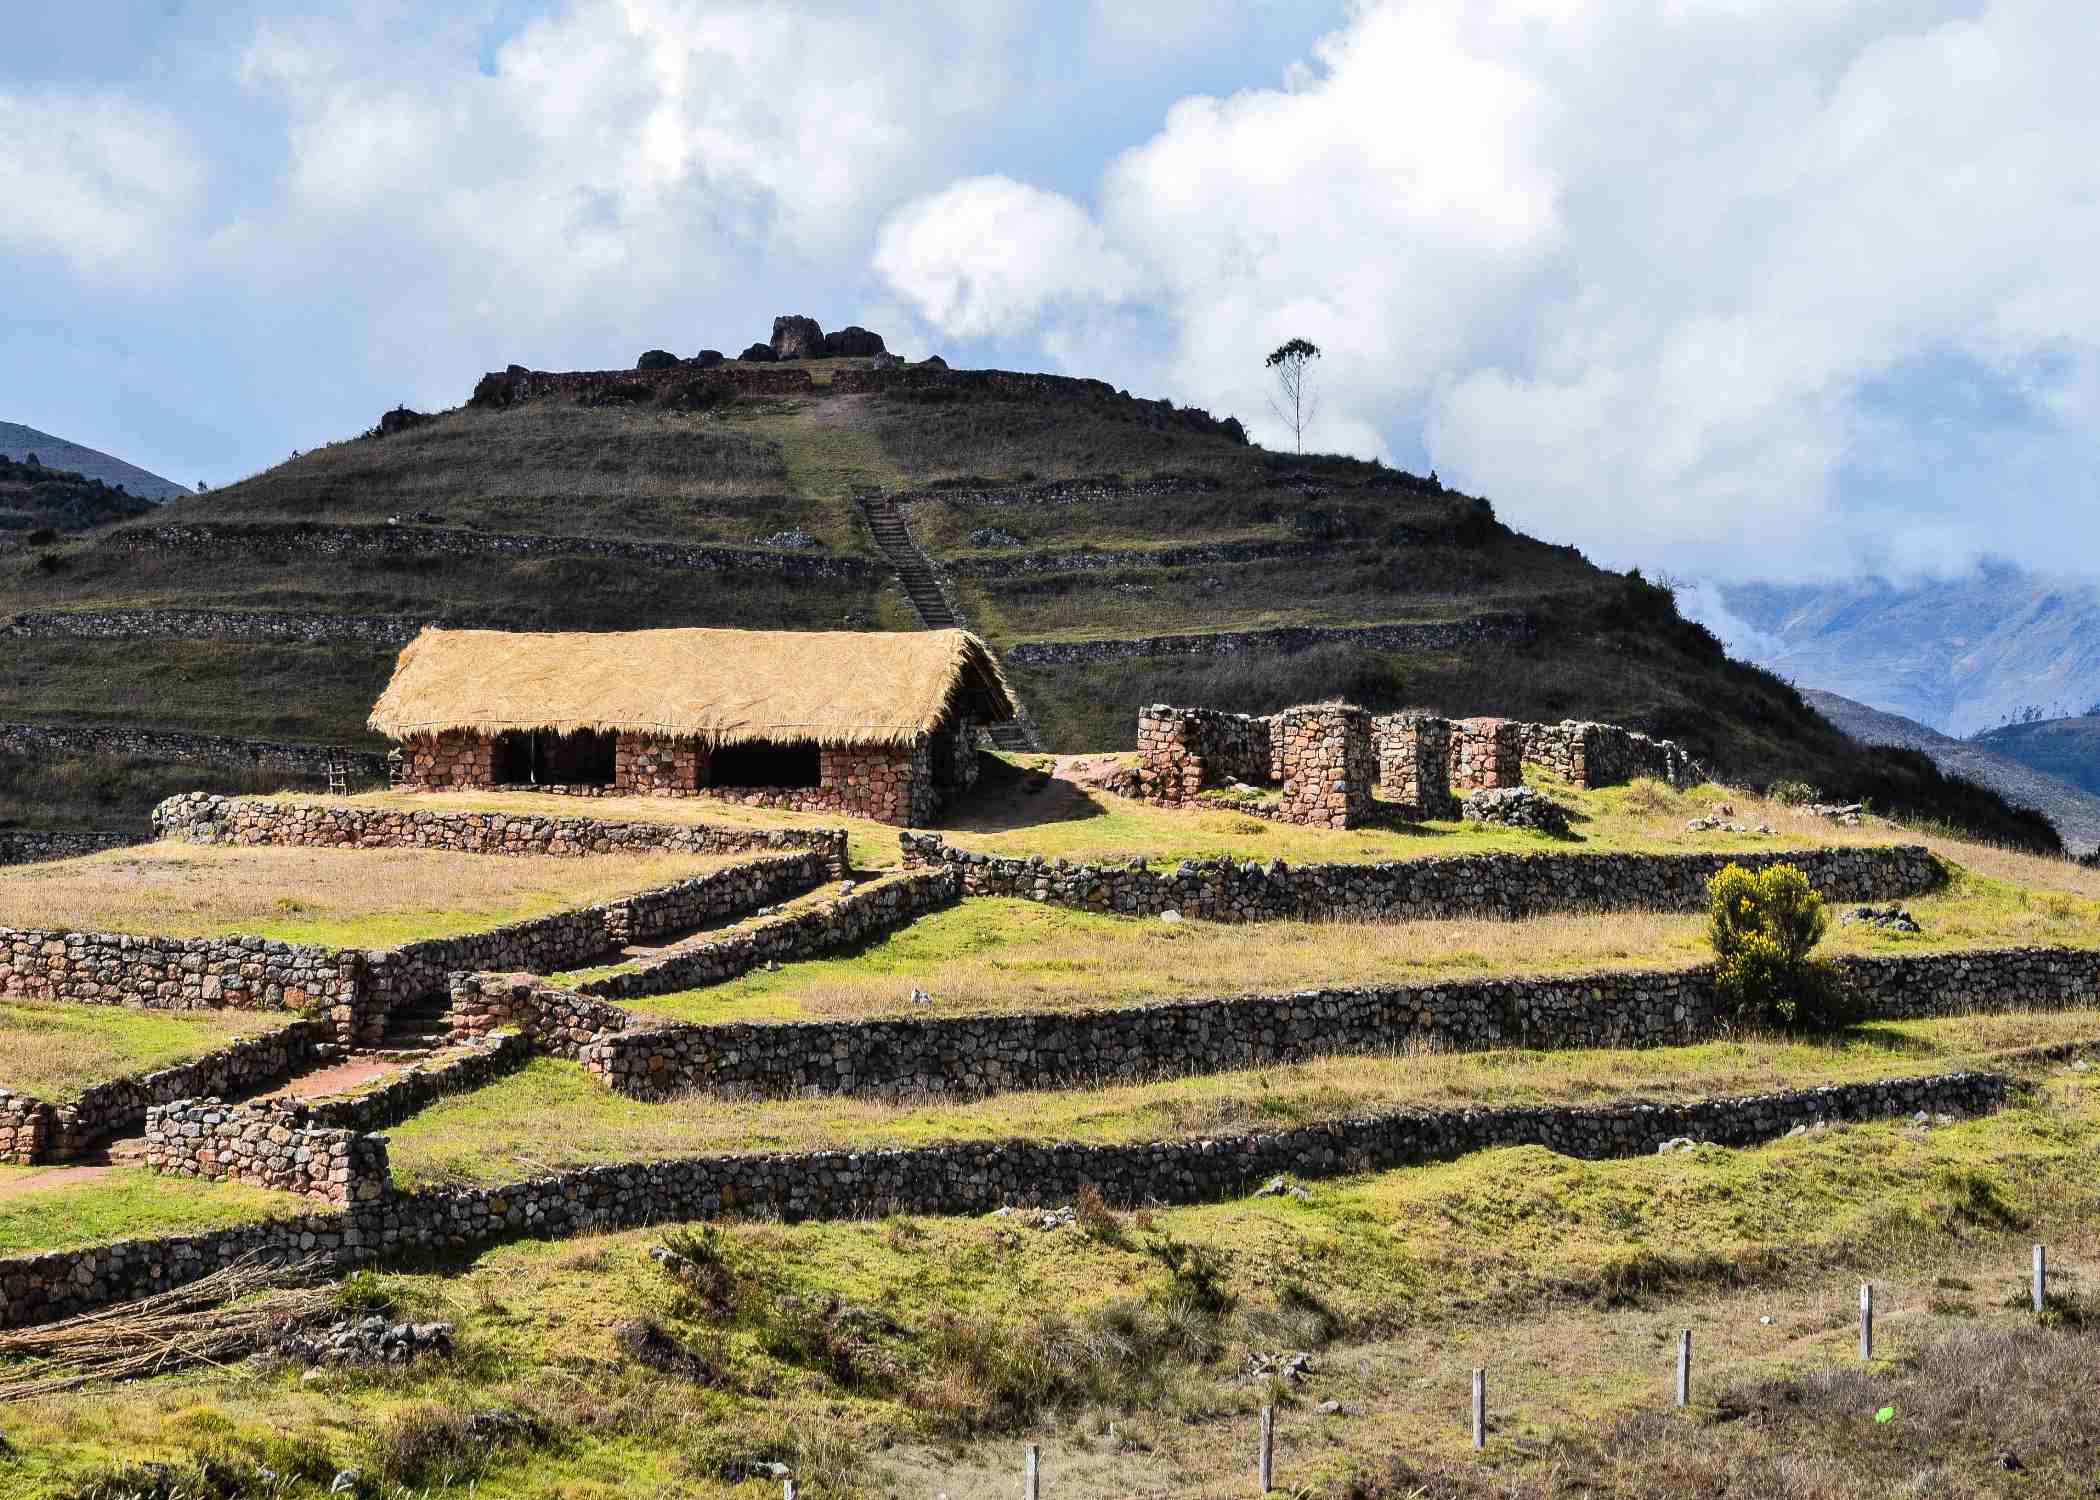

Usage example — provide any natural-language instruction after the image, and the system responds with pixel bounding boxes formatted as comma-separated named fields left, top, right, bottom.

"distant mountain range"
left=1803, top=688, right=2100, bottom=854
left=0, top=422, right=191, bottom=503
left=1704, top=564, right=2100, bottom=738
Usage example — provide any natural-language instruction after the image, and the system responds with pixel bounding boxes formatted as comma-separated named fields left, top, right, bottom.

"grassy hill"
left=1974, top=714, right=2100, bottom=799
left=0, top=454, right=158, bottom=538
left=0, top=352, right=2063, bottom=850
left=0, top=421, right=193, bottom=504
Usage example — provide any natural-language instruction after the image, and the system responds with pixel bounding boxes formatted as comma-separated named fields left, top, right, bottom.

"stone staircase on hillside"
left=862, top=496, right=1037, bottom=752
left=371, top=993, right=459, bottom=1063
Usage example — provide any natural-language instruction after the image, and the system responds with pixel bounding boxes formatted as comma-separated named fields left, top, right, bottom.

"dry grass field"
left=0, top=842, right=747, bottom=946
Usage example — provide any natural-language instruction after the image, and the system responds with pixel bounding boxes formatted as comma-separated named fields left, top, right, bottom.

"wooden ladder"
left=325, top=754, right=348, bottom=796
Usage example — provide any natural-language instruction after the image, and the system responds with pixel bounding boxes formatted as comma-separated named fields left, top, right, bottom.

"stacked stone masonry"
left=1519, top=720, right=1695, bottom=790
left=1450, top=717, right=1524, bottom=791
left=898, top=834, right=1940, bottom=922
left=2, top=1020, right=332, bottom=1165
left=1273, top=705, right=1376, bottom=829
left=523, top=943, right=2100, bottom=1103
left=145, top=1098, right=390, bottom=1205
left=25, top=1069, right=2004, bottom=1328
left=152, top=794, right=850, bottom=876
left=571, top=869, right=962, bottom=1001
left=0, top=829, right=141, bottom=867
left=385, top=729, right=966, bottom=826
left=1372, top=713, right=1458, bottom=818
left=303, top=1033, right=533, bottom=1134
left=1135, top=703, right=1376, bottom=828
left=5, top=608, right=433, bottom=646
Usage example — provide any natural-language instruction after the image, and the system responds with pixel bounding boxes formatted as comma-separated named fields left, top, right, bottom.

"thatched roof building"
left=371, top=627, right=1016, bottom=824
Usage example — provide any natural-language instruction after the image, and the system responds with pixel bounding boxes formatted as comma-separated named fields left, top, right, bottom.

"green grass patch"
left=0, top=1167, right=305, bottom=1253
left=381, top=1013, right=2095, bottom=1189
left=0, top=1001, right=299, bottom=1101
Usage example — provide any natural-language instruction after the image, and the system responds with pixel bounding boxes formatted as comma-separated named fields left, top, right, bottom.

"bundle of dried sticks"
left=0, top=1256, right=333, bottom=1402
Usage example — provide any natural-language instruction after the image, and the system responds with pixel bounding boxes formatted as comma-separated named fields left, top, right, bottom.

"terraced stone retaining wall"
left=5, top=609, right=430, bottom=646
left=145, top=1098, right=390, bottom=1204
left=8, top=1069, right=2005, bottom=1328
left=572, top=869, right=962, bottom=1001
left=1004, top=613, right=1532, bottom=667
left=1, top=1020, right=332, bottom=1164
left=303, top=1033, right=532, bottom=1133
left=563, top=943, right=2100, bottom=1102
left=949, top=538, right=1335, bottom=578
left=1, top=723, right=383, bottom=781
left=0, top=928, right=358, bottom=1019
left=898, top=834, right=1940, bottom=921
left=102, top=521, right=877, bottom=582
left=0, top=829, right=140, bottom=867
left=152, top=794, right=850, bottom=876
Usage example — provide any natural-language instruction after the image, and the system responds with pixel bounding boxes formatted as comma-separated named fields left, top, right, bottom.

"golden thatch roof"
left=368, top=627, right=1016, bottom=747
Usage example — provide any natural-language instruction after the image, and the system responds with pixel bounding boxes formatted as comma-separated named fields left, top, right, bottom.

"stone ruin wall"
left=23, top=1067, right=2004, bottom=1328
left=146, top=1098, right=390, bottom=1206
left=0, top=829, right=141, bottom=868
left=0, top=721, right=384, bottom=782
left=154, top=793, right=850, bottom=876
left=388, top=729, right=959, bottom=826
left=1519, top=720, right=1695, bottom=790
left=1450, top=717, right=1524, bottom=791
left=899, top=832, right=1940, bottom=923
left=1134, top=703, right=1374, bottom=828
left=1372, top=713, right=1459, bottom=819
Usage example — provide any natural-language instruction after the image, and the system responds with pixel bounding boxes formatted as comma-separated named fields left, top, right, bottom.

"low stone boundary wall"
left=0, top=829, right=142, bottom=867
left=574, top=870, right=962, bottom=1001
left=572, top=943, right=2100, bottom=1102
left=899, top=834, right=1941, bottom=921
left=8, top=1068, right=2007, bottom=1327
left=1004, top=613, right=1532, bottom=667
left=3, top=1020, right=334, bottom=1165
left=450, top=975, right=638, bottom=1059
left=5, top=609, right=432, bottom=646
left=152, top=794, right=851, bottom=876
left=305, top=1033, right=534, bottom=1133
left=103, top=521, right=878, bottom=582
left=0, top=928, right=358, bottom=1017
left=1, top=723, right=384, bottom=781
left=145, top=1098, right=390, bottom=1205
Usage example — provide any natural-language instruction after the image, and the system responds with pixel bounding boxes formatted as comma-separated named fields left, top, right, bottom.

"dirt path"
left=257, top=1055, right=400, bottom=1100
left=0, top=1162, right=116, bottom=1199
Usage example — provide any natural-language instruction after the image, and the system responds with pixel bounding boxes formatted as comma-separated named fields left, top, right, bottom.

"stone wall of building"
left=0, top=1091, right=51, bottom=1165
left=1005, top=613, right=1533, bottom=668
left=153, top=795, right=850, bottom=876
left=1519, top=720, right=1695, bottom=790
left=145, top=1098, right=390, bottom=1205
left=1272, top=704, right=1375, bottom=829
left=1373, top=713, right=1458, bottom=819
left=1134, top=706, right=1274, bottom=806
left=0, top=829, right=141, bottom=867
left=3, top=1068, right=2007, bottom=1327
left=1450, top=717, right=1523, bottom=791
left=385, top=731, right=944, bottom=827
left=898, top=833, right=1941, bottom=921
left=0, top=722, right=384, bottom=781
left=573, top=869, right=962, bottom=1001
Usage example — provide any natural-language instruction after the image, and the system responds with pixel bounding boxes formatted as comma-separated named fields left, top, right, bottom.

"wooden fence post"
left=1471, top=1368, right=1486, bottom=1450
left=2034, top=1244, right=2047, bottom=1314
left=1258, top=1404, right=1274, bottom=1492
left=1025, top=1443, right=1040, bottom=1500
left=1676, top=1328, right=1691, bottom=1407
left=1859, top=1283, right=1874, bottom=1360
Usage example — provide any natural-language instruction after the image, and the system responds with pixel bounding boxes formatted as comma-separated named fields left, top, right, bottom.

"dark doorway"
left=929, top=726, right=957, bottom=788
left=709, top=739, right=821, bottom=788
left=491, top=729, right=616, bottom=786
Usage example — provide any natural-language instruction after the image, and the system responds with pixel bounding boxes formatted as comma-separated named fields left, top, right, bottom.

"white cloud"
left=0, top=91, right=204, bottom=274
left=873, top=0, right=2100, bottom=583
left=873, top=176, right=1139, bottom=339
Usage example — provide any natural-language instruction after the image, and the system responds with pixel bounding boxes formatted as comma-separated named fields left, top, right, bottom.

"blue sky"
left=5, top=0, right=2095, bottom=586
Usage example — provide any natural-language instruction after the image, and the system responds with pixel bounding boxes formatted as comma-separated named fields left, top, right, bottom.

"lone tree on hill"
left=1264, top=338, right=1320, bottom=453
